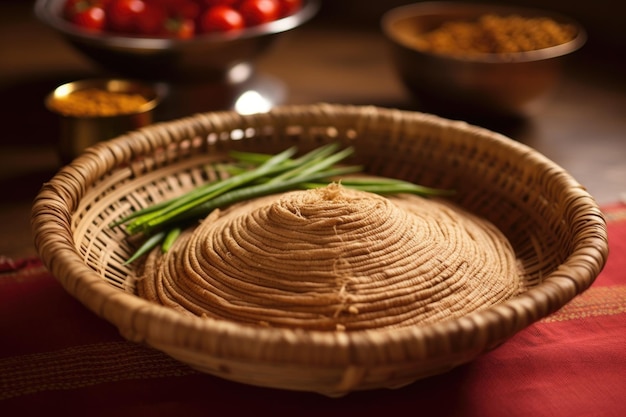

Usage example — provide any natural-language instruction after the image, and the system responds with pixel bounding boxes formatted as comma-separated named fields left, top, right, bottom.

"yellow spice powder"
left=413, top=14, right=577, bottom=56
left=49, top=88, right=149, bottom=117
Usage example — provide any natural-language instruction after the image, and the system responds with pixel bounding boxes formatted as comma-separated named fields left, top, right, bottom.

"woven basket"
left=31, top=104, right=608, bottom=396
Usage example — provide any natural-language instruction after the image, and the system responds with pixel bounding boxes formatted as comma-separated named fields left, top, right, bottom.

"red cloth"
left=2, top=205, right=625, bottom=417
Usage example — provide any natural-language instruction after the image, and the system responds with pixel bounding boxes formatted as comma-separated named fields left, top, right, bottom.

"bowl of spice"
left=381, top=1, right=587, bottom=119
left=46, top=78, right=163, bottom=163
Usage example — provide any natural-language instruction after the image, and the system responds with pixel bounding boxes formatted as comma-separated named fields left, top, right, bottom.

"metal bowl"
left=34, top=0, right=320, bottom=83
left=381, top=1, right=587, bottom=119
left=45, top=78, right=163, bottom=163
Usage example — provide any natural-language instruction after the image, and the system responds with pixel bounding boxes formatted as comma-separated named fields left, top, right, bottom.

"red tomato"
left=93, top=0, right=113, bottom=7
left=202, top=0, right=240, bottom=7
left=176, top=0, right=202, bottom=20
left=154, top=0, right=200, bottom=20
left=238, top=0, right=279, bottom=27
left=62, top=0, right=82, bottom=20
left=164, top=17, right=196, bottom=39
left=106, top=0, right=146, bottom=33
left=199, top=5, right=245, bottom=33
left=72, top=5, right=107, bottom=31
left=63, top=0, right=100, bottom=20
left=276, top=0, right=301, bottom=18
left=135, top=3, right=167, bottom=35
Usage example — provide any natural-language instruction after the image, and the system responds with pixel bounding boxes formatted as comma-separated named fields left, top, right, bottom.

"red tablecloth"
left=2, top=204, right=625, bottom=417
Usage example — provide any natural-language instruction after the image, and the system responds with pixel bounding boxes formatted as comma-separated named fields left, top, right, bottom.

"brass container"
left=46, top=78, right=163, bottom=163
left=381, top=2, right=587, bottom=119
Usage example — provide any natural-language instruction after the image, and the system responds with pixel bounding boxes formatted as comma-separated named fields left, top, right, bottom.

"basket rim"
left=31, top=103, right=609, bottom=368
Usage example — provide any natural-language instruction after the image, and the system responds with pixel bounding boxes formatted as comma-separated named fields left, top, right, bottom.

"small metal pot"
left=45, top=78, right=163, bottom=163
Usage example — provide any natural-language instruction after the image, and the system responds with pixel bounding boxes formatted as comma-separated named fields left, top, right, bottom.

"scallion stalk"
left=116, top=143, right=454, bottom=263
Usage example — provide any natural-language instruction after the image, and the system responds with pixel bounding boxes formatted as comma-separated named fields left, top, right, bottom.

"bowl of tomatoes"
left=34, top=0, right=320, bottom=82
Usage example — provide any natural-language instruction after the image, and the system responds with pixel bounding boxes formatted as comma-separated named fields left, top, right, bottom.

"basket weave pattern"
left=136, top=186, right=523, bottom=331
left=31, top=104, right=608, bottom=396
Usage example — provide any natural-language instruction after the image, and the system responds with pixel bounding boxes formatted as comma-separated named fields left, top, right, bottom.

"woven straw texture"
left=136, top=185, right=523, bottom=331
left=31, top=104, right=608, bottom=396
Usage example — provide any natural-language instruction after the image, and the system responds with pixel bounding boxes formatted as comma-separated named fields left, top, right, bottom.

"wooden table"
left=1, top=1, right=625, bottom=259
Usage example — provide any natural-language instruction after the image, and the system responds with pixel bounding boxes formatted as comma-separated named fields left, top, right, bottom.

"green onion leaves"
left=115, top=143, right=453, bottom=263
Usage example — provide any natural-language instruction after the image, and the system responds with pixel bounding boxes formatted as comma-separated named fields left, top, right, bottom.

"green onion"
left=161, top=227, right=182, bottom=253
left=122, top=146, right=299, bottom=235
left=115, top=143, right=454, bottom=263
left=161, top=165, right=365, bottom=228
left=123, top=230, right=167, bottom=265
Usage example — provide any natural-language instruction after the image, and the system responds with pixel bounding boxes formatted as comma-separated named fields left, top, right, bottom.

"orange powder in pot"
left=413, top=14, right=577, bottom=56
left=48, top=88, right=149, bottom=117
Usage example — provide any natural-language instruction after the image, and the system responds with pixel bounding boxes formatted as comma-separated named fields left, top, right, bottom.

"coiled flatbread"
left=135, top=183, right=523, bottom=331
